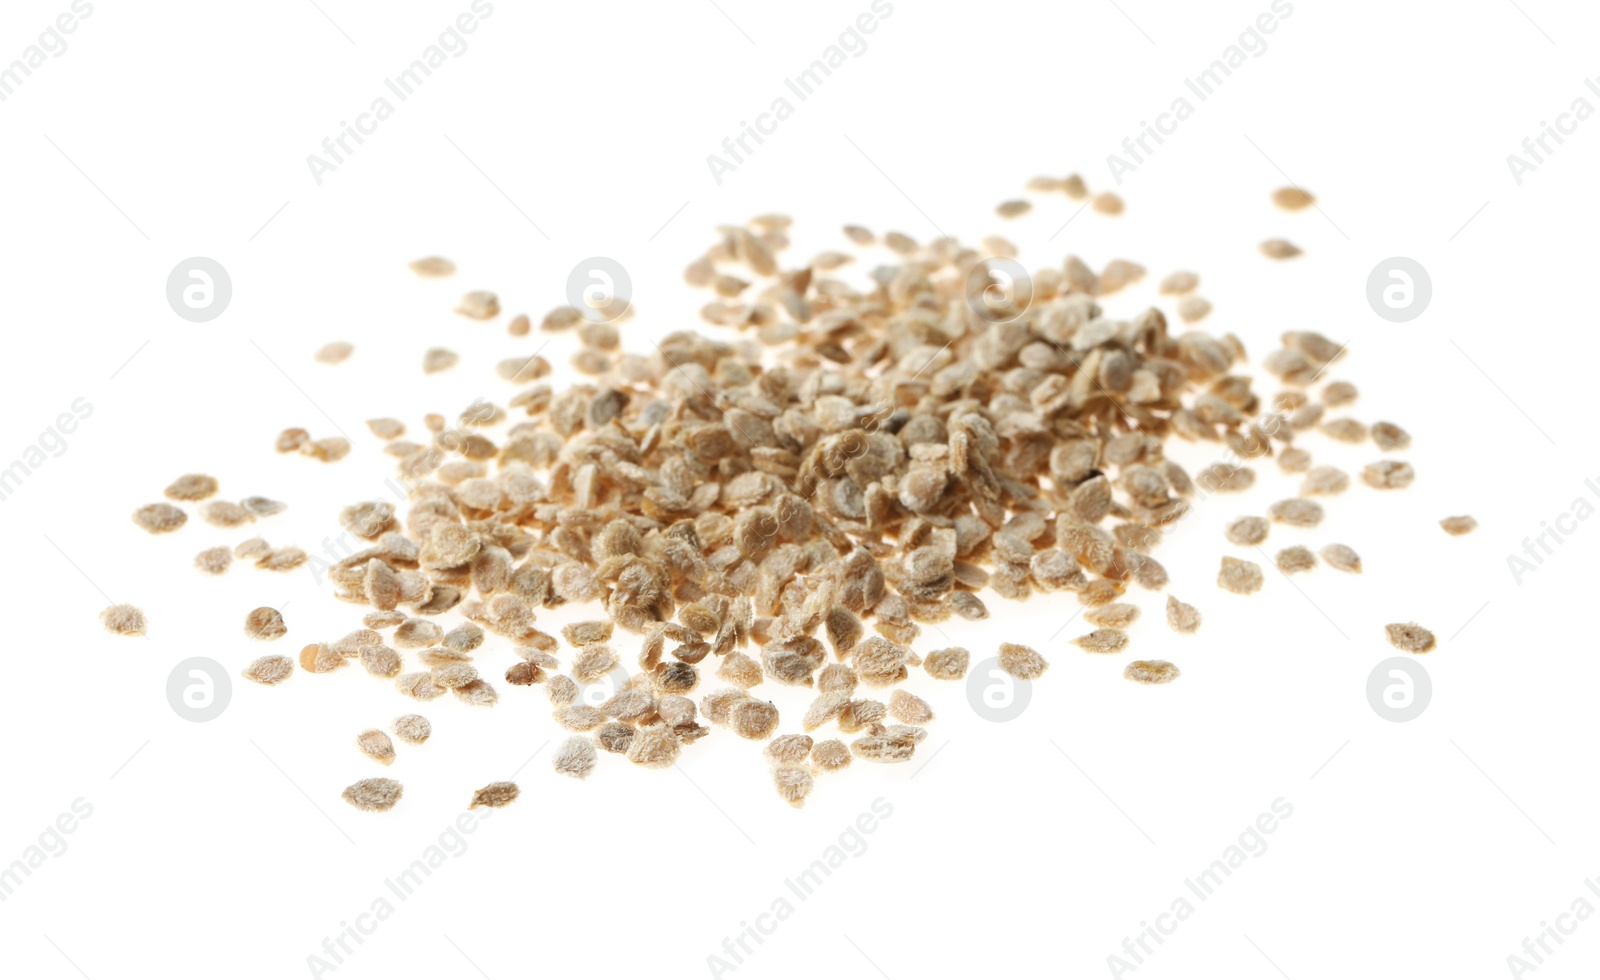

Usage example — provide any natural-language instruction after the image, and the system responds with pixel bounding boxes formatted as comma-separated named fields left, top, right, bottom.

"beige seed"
left=716, top=652, right=764, bottom=688
left=469, top=781, right=520, bottom=808
left=194, top=546, right=232, bottom=575
left=923, top=648, right=970, bottom=680
left=409, top=256, right=455, bottom=277
left=1362, top=460, right=1415, bottom=490
left=1301, top=466, right=1350, bottom=496
left=887, top=690, right=934, bottom=724
left=302, top=437, right=351, bottom=462
left=1385, top=622, right=1436, bottom=654
left=242, top=655, right=293, bottom=685
left=1277, top=447, right=1312, bottom=474
left=997, top=642, right=1049, bottom=680
left=1260, top=238, right=1302, bottom=259
left=811, top=739, right=851, bottom=772
left=1061, top=174, right=1088, bottom=199
left=1322, top=381, right=1359, bottom=407
left=314, top=342, right=354, bottom=365
left=456, top=291, right=500, bottom=319
left=1165, top=596, right=1201, bottom=633
left=200, top=500, right=253, bottom=528
left=392, top=714, right=431, bottom=744
left=1124, top=660, right=1181, bottom=684
left=342, top=778, right=403, bottom=812
left=1275, top=546, right=1317, bottom=575
left=422, top=348, right=459, bottom=373
left=772, top=767, right=813, bottom=807
left=1085, top=603, right=1140, bottom=629
left=1225, top=516, right=1269, bottom=546
left=235, top=537, right=271, bottom=559
left=996, top=199, right=1032, bottom=218
left=100, top=604, right=146, bottom=636
left=507, top=313, right=530, bottom=336
left=730, top=698, right=780, bottom=740
left=1091, top=192, right=1124, bottom=215
left=1320, top=418, right=1368, bottom=444
left=1177, top=295, right=1213, bottom=323
left=244, top=607, right=287, bottom=641
left=764, top=734, right=814, bottom=767
left=1320, top=543, right=1362, bottom=573
left=357, top=729, right=395, bottom=766
left=625, top=724, right=681, bottom=767
left=360, top=645, right=401, bottom=678
left=395, top=671, right=443, bottom=700
left=1371, top=421, right=1411, bottom=451
left=851, top=731, right=918, bottom=763
left=257, top=546, right=308, bottom=571
left=1159, top=270, right=1199, bottom=295
left=164, top=473, right=218, bottom=501
left=553, top=736, right=598, bottom=779
left=1073, top=629, right=1130, bottom=654
left=240, top=496, right=287, bottom=517
left=1218, top=556, right=1265, bottom=594
left=453, top=679, right=498, bottom=706
left=133, top=502, right=186, bottom=534
left=1272, top=186, right=1316, bottom=210
left=1268, top=498, right=1324, bottom=528
left=1440, top=515, right=1477, bottom=536
left=275, top=428, right=309, bottom=453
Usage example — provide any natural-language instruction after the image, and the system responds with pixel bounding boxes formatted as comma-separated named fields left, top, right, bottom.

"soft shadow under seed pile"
left=110, top=182, right=1467, bottom=809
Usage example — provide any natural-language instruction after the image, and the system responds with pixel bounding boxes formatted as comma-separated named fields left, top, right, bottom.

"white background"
left=1, top=1, right=1596, bottom=978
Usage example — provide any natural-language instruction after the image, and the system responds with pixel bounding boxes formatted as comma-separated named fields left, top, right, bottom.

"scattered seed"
left=1225, top=516, right=1269, bottom=546
left=1124, top=660, right=1180, bottom=684
left=242, top=655, right=293, bottom=685
left=1385, top=622, right=1436, bottom=654
left=553, top=736, right=598, bottom=779
left=772, top=767, right=813, bottom=807
left=1260, top=238, right=1302, bottom=259
left=1320, top=543, right=1362, bottom=573
left=100, top=604, right=146, bottom=636
left=1218, top=556, right=1264, bottom=594
left=1371, top=421, right=1411, bottom=451
left=1085, top=603, right=1140, bottom=629
left=315, top=342, right=354, bottom=365
left=997, top=642, right=1048, bottom=680
left=1362, top=460, right=1415, bottom=490
left=1091, top=192, right=1124, bottom=215
left=469, top=781, right=520, bottom=808
left=422, top=348, right=459, bottom=373
left=1272, top=186, right=1316, bottom=210
left=1268, top=498, right=1324, bottom=528
left=409, top=256, right=455, bottom=277
left=343, top=778, right=403, bottom=811
left=1275, top=546, right=1317, bottom=574
left=1440, top=515, right=1477, bottom=536
left=1300, top=466, right=1350, bottom=496
left=1165, top=596, right=1201, bottom=633
left=393, top=714, right=431, bottom=744
left=244, top=607, right=287, bottom=640
left=456, top=291, right=500, bottom=320
left=194, top=546, right=232, bottom=575
left=133, top=503, right=186, bottom=534
left=357, top=729, right=395, bottom=766
left=996, top=199, right=1032, bottom=219
left=1072, top=629, right=1129, bottom=654
left=164, top=474, right=218, bottom=501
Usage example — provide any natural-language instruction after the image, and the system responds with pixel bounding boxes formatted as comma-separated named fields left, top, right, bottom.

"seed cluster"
left=112, top=180, right=1451, bottom=808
